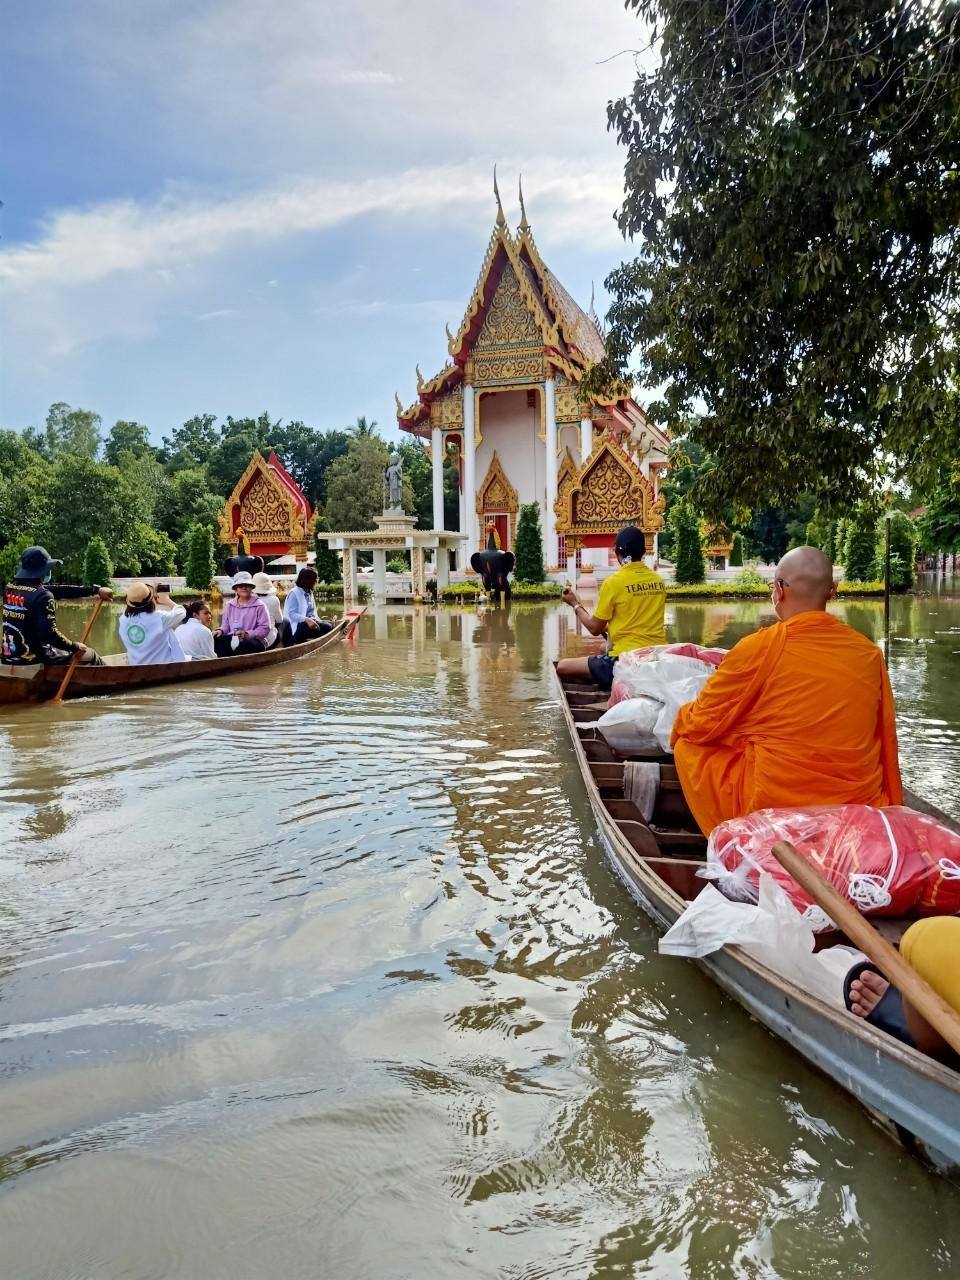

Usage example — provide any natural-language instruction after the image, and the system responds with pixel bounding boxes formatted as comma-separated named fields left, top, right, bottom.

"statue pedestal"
left=373, top=511, right=418, bottom=536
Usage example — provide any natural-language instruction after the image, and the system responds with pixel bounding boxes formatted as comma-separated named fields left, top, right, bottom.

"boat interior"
left=557, top=675, right=945, bottom=952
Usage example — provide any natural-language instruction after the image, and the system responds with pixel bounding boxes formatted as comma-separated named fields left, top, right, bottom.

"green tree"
left=185, top=523, right=217, bottom=591
left=273, top=422, right=350, bottom=506
left=671, top=499, right=705, bottom=585
left=729, top=532, right=744, bottom=568
left=843, top=506, right=879, bottom=582
left=45, top=402, right=102, bottom=459
left=806, top=510, right=837, bottom=562
left=104, top=420, right=153, bottom=466
left=160, top=414, right=220, bottom=473
left=41, top=455, right=148, bottom=579
left=324, top=435, right=391, bottom=531
left=83, top=536, right=113, bottom=587
left=0, top=430, right=51, bottom=550
left=595, top=1, right=960, bottom=511
left=513, top=502, right=545, bottom=583
left=119, top=524, right=177, bottom=577
left=156, top=468, right=223, bottom=543
left=919, top=467, right=960, bottom=557
left=313, top=515, right=341, bottom=582
left=883, top=511, right=917, bottom=591
left=0, top=537, right=33, bottom=585
left=349, top=415, right=378, bottom=438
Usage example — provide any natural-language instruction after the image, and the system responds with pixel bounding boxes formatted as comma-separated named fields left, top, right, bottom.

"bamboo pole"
left=50, top=597, right=104, bottom=704
left=770, top=840, right=960, bottom=1057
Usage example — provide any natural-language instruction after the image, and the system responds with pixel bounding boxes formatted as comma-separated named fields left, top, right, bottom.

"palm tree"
left=349, top=415, right=379, bottom=437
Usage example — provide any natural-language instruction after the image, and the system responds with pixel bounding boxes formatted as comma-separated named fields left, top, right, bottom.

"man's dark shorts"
left=587, top=653, right=617, bottom=690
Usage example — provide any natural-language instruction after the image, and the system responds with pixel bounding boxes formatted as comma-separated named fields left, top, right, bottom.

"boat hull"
left=554, top=667, right=960, bottom=1175
left=0, top=616, right=355, bottom=706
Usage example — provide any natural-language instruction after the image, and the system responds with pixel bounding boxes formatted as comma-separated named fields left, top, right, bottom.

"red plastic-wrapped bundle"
left=608, top=643, right=727, bottom=707
left=705, top=805, right=960, bottom=926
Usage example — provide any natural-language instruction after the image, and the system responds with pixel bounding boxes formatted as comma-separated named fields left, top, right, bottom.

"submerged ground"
left=1, top=585, right=958, bottom=1278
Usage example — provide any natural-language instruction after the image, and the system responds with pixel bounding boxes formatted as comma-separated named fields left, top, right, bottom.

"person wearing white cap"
left=253, top=572, right=283, bottom=649
left=118, top=582, right=186, bottom=665
left=213, top=572, right=271, bottom=656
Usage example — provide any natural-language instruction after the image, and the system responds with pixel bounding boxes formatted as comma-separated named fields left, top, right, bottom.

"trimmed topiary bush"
left=729, top=532, right=744, bottom=567
left=185, top=523, right=217, bottom=591
left=514, top=502, right=545, bottom=583
left=671, top=499, right=705, bottom=584
left=83, top=536, right=113, bottom=587
left=843, top=506, right=878, bottom=582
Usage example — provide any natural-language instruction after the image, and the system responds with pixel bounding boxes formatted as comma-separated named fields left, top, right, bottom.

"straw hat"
left=231, top=572, right=256, bottom=589
left=252, top=572, right=276, bottom=595
left=125, top=581, right=155, bottom=606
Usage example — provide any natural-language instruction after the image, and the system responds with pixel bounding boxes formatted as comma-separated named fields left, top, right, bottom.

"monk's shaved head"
left=775, top=546, right=835, bottom=608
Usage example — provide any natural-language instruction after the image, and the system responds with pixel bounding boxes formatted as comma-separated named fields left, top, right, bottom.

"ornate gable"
left=556, top=438, right=665, bottom=538
left=475, top=451, right=519, bottom=515
left=554, top=449, right=578, bottom=523
left=218, top=450, right=308, bottom=551
left=475, top=263, right=540, bottom=348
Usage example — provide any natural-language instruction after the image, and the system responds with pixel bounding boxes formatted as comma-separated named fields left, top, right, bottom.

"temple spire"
left=493, top=164, right=506, bottom=228
left=518, top=174, right=529, bottom=233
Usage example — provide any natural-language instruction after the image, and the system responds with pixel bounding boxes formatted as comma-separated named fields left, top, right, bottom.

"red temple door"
left=484, top=512, right=510, bottom=551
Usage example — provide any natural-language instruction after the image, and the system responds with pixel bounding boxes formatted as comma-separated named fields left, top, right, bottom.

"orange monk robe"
left=670, top=611, right=903, bottom=835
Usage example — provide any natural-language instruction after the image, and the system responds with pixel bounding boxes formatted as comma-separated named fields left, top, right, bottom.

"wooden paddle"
left=770, top=840, right=960, bottom=1057
left=49, top=596, right=104, bottom=704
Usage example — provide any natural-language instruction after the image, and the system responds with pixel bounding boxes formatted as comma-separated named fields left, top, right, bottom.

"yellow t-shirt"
left=593, top=561, right=666, bottom=656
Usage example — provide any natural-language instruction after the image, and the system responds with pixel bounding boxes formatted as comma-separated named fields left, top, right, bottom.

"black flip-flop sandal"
left=843, top=960, right=915, bottom=1048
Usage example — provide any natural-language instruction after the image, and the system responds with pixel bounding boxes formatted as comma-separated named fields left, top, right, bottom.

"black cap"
left=16, top=546, right=62, bottom=577
left=614, top=526, right=646, bottom=562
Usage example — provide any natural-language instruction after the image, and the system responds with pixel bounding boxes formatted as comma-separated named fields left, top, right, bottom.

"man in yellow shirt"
left=558, top=525, right=666, bottom=690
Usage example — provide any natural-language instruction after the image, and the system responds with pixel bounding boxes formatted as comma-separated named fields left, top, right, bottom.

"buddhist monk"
left=671, top=546, right=902, bottom=835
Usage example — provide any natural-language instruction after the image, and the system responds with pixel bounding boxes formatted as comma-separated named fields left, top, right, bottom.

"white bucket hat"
left=252, top=572, right=276, bottom=595
left=231, top=571, right=256, bottom=589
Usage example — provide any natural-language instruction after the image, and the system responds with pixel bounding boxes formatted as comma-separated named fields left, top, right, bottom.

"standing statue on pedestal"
left=384, top=454, right=403, bottom=512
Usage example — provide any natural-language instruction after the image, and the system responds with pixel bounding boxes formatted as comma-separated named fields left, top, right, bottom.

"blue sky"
left=0, top=0, right=648, bottom=446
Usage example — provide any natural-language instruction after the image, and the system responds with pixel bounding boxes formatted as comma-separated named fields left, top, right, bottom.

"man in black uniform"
left=2, top=546, right=112, bottom=666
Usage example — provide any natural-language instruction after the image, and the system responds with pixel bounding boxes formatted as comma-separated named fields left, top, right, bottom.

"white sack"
left=596, top=696, right=661, bottom=754
left=659, top=874, right=861, bottom=1009
left=599, top=652, right=715, bottom=753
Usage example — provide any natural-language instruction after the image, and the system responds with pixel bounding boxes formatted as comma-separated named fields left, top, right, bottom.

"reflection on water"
left=0, top=593, right=959, bottom=1278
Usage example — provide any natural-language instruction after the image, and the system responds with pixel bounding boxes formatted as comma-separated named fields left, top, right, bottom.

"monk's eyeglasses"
left=772, top=577, right=790, bottom=591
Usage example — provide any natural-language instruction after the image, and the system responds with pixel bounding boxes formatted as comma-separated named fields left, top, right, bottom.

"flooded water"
left=1, top=589, right=959, bottom=1279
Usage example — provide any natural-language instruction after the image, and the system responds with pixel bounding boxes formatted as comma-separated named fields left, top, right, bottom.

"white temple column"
left=463, top=385, right=477, bottom=562
left=580, top=417, right=592, bottom=464
left=431, top=425, right=444, bottom=530
left=544, top=377, right=558, bottom=569
left=372, top=549, right=387, bottom=600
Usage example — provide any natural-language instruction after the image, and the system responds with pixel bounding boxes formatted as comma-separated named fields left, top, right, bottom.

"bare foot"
left=849, top=969, right=889, bottom=1019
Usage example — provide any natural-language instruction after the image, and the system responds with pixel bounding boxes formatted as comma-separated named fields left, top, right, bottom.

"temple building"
left=218, top=450, right=312, bottom=563
left=397, top=180, right=669, bottom=572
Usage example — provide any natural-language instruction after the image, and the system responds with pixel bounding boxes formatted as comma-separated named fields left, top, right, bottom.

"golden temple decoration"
left=703, top=523, right=733, bottom=557
left=554, top=449, right=578, bottom=523
left=475, top=264, right=540, bottom=348
left=493, top=165, right=506, bottom=228
left=475, top=451, right=519, bottom=544
left=555, top=438, right=665, bottom=543
left=429, top=389, right=464, bottom=428
left=217, top=450, right=306, bottom=553
left=518, top=174, right=529, bottom=233
left=416, top=364, right=425, bottom=392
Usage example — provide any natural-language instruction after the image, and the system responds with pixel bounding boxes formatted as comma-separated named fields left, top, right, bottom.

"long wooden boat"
left=553, top=666, right=960, bottom=1175
left=0, top=612, right=363, bottom=707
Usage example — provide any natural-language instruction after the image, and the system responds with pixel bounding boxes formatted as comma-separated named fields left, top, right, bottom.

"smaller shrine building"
left=218, top=450, right=313, bottom=564
left=397, top=181, right=670, bottom=572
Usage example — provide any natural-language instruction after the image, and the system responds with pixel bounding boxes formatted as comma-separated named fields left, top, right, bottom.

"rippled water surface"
left=1, top=588, right=959, bottom=1279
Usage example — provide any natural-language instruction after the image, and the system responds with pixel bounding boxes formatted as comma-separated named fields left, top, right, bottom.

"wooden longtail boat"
left=553, top=666, right=960, bottom=1175
left=0, top=612, right=363, bottom=707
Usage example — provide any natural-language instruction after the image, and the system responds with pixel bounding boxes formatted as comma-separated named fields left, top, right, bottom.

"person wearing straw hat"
left=118, top=582, right=186, bottom=665
left=253, top=572, right=283, bottom=649
left=213, top=572, right=270, bottom=656
left=2, top=545, right=112, bottom=667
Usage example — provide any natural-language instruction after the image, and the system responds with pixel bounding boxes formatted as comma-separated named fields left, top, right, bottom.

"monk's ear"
left=826, top=580, right=838, bottom=602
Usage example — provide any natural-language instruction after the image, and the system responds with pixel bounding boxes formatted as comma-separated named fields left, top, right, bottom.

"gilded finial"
left=493, top=164, right=505, bottom=228
left=395, top=391, right=404, bottom=416
left=518, top=174, right=529, bottom=233
left=589, top=280, right=596, bottom=316
left=416, top=363, right=425, bottom=391
left=445, top=321, right=456, bottom=353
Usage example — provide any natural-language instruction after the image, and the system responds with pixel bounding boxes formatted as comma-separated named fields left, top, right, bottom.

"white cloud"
left=0, top=160, right=623, bottom=296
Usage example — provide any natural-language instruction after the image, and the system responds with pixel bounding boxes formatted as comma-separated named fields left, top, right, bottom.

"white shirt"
left=256, top=592, right=283, bottom=648
left=118, top=604, right=186, bottom=665
left=283, top=585, right=317, bottom=630
left=177, top=616, right=216, bottom=660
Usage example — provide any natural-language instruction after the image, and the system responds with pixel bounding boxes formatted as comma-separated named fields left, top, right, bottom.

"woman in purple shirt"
left=214, top=572, right=271, bottom=656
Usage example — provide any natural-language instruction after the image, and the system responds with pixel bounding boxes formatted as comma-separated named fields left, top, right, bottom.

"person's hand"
left=75, top=642, right=88, bottom=657
left=235, top=630, right=247, bottom=639
left=306, top=618, right=320, bottom=630
left=561, top=587, right=579, bottom=607
left=96, top=586, right=114, bottom=602
left=213, top=629, right=223, bottom=638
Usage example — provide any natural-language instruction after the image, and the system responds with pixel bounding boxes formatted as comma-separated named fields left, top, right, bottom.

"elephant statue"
left=224, top=553, right=265, bottom=578
left=471, top=523, right=514, bottom=597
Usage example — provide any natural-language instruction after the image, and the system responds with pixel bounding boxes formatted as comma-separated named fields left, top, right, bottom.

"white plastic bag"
left=659, top=874, right=860, bottom=1009
left=595, top=696, right=661, bottom=754
left=599, top=652, right=715, bottom=753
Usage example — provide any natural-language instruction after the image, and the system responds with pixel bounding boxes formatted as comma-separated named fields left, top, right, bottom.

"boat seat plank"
left=641, top=857, right=708, bottom=902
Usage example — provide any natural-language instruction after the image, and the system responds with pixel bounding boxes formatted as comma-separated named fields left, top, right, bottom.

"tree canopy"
left=595, top=0, right=960, bottom=513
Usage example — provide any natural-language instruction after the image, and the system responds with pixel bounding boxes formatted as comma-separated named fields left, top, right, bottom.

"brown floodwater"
left=1, top=584, right=959, bottom=1279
